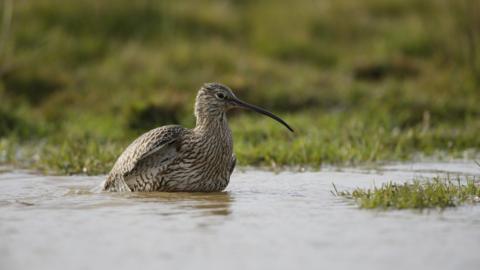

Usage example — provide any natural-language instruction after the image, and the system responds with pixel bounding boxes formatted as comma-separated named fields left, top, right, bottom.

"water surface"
left=1, top=162, right=479, bottom=270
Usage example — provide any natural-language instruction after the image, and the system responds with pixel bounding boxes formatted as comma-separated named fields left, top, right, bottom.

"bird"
left=103, top=82, right=294, bottom=192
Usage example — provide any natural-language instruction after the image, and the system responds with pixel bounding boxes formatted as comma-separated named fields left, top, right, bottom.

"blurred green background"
left=0, top=0, right=479, bottom=174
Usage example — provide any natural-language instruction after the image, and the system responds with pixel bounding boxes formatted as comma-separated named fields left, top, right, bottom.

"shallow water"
left=1, top=162, right=479, bottom=270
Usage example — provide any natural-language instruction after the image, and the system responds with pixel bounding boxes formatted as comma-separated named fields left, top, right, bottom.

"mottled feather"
left=104, top=125, right=185, bottom=191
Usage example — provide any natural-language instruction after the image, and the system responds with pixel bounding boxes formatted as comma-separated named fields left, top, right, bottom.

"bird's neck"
left=194, top=112, right=231, bottom=137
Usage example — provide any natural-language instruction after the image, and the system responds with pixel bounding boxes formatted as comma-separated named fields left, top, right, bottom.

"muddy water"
left=0, top=162, right=479, bottom=270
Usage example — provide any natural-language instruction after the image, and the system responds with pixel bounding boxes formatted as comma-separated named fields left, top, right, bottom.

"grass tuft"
left=334, top=177, right=480, bottom=209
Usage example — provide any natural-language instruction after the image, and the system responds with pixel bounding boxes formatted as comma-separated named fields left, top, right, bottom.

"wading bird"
left=103, top=83, right=293, bottom=192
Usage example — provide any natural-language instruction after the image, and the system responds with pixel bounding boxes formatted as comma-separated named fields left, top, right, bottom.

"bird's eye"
left=215, top=92, right=226, bottom=99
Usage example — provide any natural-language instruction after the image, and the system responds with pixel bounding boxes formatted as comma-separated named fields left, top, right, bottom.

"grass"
left=0, top=111, right=478, bottom=175
left=333, top=177, right=480, bottom=209
left=1, top=0, right=480, bottom=174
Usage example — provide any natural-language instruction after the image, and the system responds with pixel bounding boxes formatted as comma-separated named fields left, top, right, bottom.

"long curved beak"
left=229, top=97, right=294, bottom=132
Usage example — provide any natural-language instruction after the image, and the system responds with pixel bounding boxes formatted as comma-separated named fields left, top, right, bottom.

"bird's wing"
left=104, top=125, right=185, bottom=189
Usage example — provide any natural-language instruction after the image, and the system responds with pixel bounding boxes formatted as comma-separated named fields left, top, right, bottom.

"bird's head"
left=195, top=82, right=294, bottom=132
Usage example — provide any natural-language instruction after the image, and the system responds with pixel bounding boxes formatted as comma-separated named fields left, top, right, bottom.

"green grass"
left=1, top=0, right=480, bottom=174
left=0, top=111, right=478, bottom=175
left=0, top=135, right=122, bottom=175
left=333, top=177, right=480, bottom=209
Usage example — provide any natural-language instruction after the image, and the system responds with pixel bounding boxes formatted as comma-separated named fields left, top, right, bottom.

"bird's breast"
left=176, top=133, right=232, bottom=176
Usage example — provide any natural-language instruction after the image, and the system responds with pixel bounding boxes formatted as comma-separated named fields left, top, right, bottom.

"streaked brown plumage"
left=103, top=83, right=293, bottom=192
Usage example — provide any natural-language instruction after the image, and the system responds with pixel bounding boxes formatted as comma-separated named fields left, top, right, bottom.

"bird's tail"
left=103, top=174, right=132, bottom=192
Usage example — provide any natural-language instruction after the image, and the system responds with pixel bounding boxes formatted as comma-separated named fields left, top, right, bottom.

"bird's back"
left=103, top=125, right=186, bottom=191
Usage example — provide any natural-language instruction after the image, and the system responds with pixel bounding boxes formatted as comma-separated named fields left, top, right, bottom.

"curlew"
left=103, top=83, right=293, bottom=192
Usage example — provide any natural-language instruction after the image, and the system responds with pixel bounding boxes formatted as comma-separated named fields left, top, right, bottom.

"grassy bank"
left=333, top=177, right=480, bottom=209
left=1, top=111, right=479, bottom=175
left=1, top=0, right=479, bottom=174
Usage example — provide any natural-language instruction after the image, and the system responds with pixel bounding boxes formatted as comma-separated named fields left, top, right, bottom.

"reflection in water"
left=124, top=192, right=234, bottom=216
left=62, top=184, right=234, bottom=217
